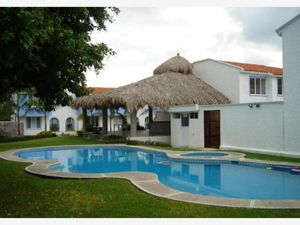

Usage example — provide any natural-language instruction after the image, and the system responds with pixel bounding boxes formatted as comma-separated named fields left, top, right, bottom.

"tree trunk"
left=44, top=110, right=47, bottom=132
left=17, top=109, right=20, bottom=135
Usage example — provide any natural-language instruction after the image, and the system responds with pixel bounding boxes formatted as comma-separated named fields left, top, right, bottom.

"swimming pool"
left=15, top=146, right=300, bottom=201
left=181, top=152, right=228, bottom=158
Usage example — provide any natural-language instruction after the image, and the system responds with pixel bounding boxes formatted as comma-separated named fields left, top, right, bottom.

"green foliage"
left=0, top=100, right=13, bottom=121
left=50, top=123, right=59, bottom=132
left=86, top=124, right=94, bottom=132
left=37, top=130, right=56, bottom=137
left=0, top=134, right=56, bottom=143
left=0, top=7, right=119, bottom=108
left=77, top=130, right=84, bottom=137
left=126, top=140, right=171, bottom=147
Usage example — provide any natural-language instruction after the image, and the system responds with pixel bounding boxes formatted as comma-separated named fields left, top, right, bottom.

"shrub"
left=99, top=135, right=127, bottom=144
left=92, top=127, right=101, bottom=134
left=50, top=123, right=59, bottom=132
left=103, top=135, right=126, bottom=140
left=0, top=134, right=56, bottom=143
left=86, top=124, right=94, bottom=132
left=77, top=130, right=84, bottom=137
left=37, top=131, right=57, bottom=137
left=126, top=139, right=171, bottom=147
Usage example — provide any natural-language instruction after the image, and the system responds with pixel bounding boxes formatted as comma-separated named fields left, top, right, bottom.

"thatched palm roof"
left=71, top=55, right=230, bottom=111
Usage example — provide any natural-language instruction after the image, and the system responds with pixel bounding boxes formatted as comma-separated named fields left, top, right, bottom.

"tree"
left=0, top=7, right=119, bottom=110
left=0, top=100, right=13, bottom=121
left=11, top=91, right=34, bottom=135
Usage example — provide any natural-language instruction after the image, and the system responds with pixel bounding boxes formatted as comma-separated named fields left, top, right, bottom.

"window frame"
left=173, top=113, right=180, bottom=119
left=190, top=112, right=198, bottom=119
left=26, top=117, right=41, bottom=129
left=249, top=77, right=267, bottom=96
left=181, top=113, right=189, bottom=127
left=65, top=117, right=75, bottom=131
left=50, top=117, right=60, bottom=131
left=277, top=77, right=283, bottom=96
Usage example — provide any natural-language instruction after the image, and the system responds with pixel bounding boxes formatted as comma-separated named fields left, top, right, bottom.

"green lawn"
left=0, top=136, right=300, bottom=218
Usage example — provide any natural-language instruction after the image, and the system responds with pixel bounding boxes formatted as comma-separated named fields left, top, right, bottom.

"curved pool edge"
left=1, top=144, right=300, bottom=209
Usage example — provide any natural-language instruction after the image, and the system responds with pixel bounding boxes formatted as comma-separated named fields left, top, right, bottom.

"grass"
left=0, top=136, right=300, bottom=217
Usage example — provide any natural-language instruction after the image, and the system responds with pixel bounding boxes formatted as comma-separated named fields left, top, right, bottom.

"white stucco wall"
left=23, top=106, right=80, bottom=135
left=193, top=59, right=283, bottom=104
left=22, top=117, right=45, bottom=136
left=280, top=16, right=300, bottom=154
left=169, top=102, right=295, bottom=156
left=51, top=106, right=79, bottom=135
left=239, top=73, right=283, bottom=103
left=193, top=59, right=240, bottom=103
left=220, top=102, right=284, bottom=154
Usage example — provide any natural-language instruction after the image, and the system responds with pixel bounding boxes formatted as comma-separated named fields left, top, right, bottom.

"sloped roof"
left=90, top=87, right=114, bottom=94
left=71, top=55, right=230, bottom=111
left=222, top=61, right=283, bottom=76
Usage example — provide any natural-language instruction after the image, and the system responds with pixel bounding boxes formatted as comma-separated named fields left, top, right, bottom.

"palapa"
left=71, top=54, right=230, bottom=111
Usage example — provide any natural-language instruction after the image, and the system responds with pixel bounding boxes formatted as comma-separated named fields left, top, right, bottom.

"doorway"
left=204, top=110, right=220, bottom=148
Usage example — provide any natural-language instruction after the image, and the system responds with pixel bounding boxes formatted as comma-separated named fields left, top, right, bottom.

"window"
left=66, top=117, right=75, bottom=131
left=190, top=112, right=198, bottom=119
left=173, top=113, right=180, bottom=119
left=250, top=77, right=266, bottom=95
left=277, top=78, right=283, bottom=95
left=181, top=113, right=189, bottom=127
left=50, top=118, right=59, bottom=131
left=26, top=117, right=41, bottom=129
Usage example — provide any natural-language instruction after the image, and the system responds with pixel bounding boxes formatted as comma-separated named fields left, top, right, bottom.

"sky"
left=86, top=7, right=300, bottom=88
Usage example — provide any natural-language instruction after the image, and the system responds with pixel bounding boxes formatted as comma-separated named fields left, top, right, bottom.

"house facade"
left=15, top=87, right=151, bottom=136
left=193, top=59, right=283, bottom=103
left=168, top=13, right=300, bottom=157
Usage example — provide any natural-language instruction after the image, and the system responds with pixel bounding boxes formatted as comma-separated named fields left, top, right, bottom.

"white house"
left=193, top=59, right=283, bottom=103
left=168, top=13, right=300, bottom=157
left=18, top=87, right=152, bottom=136
left=276, top=14, right=300, bottom=155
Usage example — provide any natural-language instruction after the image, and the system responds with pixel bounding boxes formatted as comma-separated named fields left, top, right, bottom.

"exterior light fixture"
left=248, top=104, right=253, bottom=108
left=256, top=104, right=260, bottom=108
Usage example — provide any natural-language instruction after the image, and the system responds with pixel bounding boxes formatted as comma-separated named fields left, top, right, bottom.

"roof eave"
left=276, top=13, right=300, bottom=37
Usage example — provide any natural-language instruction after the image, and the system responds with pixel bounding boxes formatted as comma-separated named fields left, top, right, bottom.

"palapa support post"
left=82, top=108, right=88, bottom=132
left=102, top=107, right=108, bottom=135
left=130, top=109, right=137, bottom=137
left=148, top=106, right=153, bottom=129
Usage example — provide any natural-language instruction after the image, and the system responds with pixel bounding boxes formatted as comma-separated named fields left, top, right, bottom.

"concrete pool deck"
left=1, top=144, right=300, bottom=209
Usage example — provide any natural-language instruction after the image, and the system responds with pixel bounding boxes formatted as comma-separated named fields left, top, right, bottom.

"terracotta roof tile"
left=89, top=87, right=114, bottom=94
left=222, top=61, right=283, bottom=76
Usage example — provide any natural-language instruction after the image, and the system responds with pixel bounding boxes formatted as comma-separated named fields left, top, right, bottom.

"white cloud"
left=85, top=7, right=293, bottom=88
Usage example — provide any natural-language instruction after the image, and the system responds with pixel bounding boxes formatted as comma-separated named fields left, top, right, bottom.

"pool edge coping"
left=1, top=144, right=300, bottom=209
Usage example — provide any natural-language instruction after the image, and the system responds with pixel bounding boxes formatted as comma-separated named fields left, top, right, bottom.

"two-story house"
left=192, top=59, right=283, bottom=103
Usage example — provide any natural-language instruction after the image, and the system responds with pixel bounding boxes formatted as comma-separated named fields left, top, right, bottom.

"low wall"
left=129, top=135, right=171, bottom=144
left=150, top=121, right=170, bottom=135
left=0, top=121, right=24, bottom=136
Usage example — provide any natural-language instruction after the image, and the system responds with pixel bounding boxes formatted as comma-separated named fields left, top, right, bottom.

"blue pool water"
left=181, top=152, right=227, bottom=157
left=16, top=146, right=300, bottom=200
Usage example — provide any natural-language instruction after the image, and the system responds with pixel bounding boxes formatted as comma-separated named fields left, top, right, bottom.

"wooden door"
left=204, top=110, right=220, bottom=148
